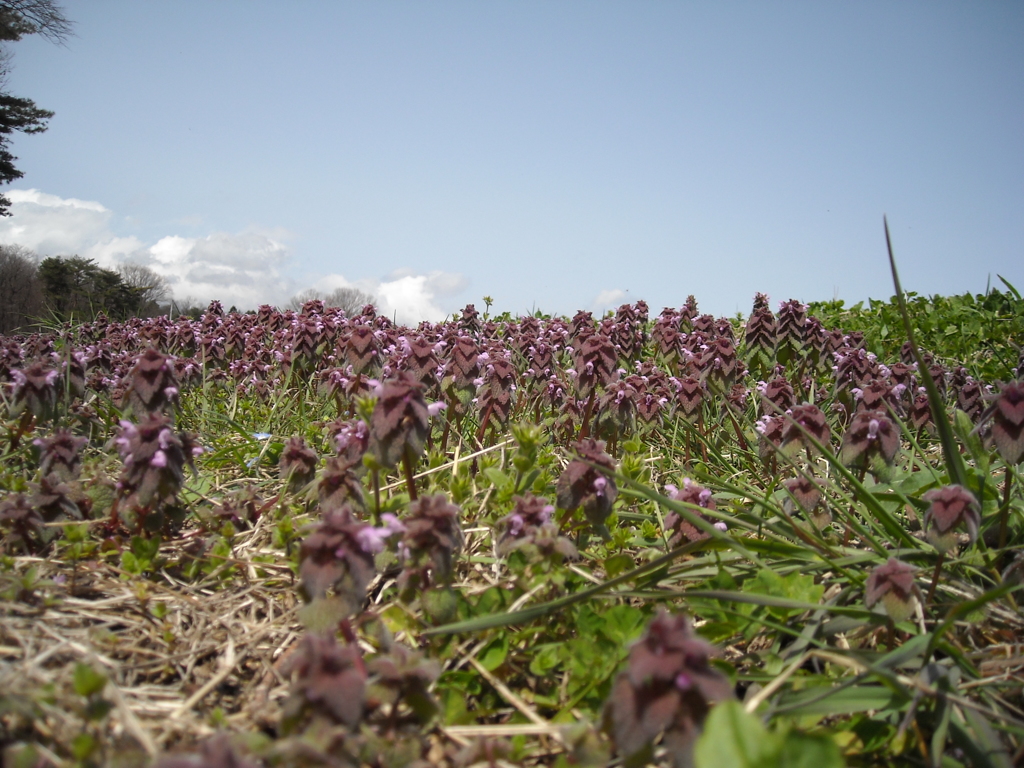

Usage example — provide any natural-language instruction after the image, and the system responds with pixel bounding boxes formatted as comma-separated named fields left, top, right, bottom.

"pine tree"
left=0, top=1, right=72, bottom=215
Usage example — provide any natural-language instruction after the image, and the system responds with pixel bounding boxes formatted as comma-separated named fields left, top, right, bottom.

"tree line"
left=0, top=246, right=172, bottom=333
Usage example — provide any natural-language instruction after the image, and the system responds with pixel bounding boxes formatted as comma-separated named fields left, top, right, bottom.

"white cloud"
left=315, top=269, right=468, bottom=326
left=377, top=275, right=449, bottom=326
left=7, top=189, right=107, bottom=212
left=0, top=188, right=468, bottom=322
left=145, top=232, right=295, bottom=309
left=0, top=189, right=113, bottom=255
left=84, top=236, right=146, bottom=265
left=591, top=288, right=629, bottom=315
left=0, top=189, right=298, bottom=309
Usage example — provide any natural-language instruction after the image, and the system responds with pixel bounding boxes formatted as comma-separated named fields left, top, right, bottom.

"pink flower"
left=865, top=558, right=918, bottom=623
left=922, top=484, right=980, bottom=552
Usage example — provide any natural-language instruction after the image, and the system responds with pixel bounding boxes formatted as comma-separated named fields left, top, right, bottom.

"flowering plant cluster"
left=0, top=285, right=1022, bottom=767
left=604, top=610, right=733, bottom=767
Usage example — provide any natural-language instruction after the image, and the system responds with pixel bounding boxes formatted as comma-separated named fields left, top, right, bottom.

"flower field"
left=2, top=259, right=1023, bottom=766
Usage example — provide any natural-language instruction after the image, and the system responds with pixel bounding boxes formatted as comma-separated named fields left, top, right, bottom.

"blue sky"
left=1, top=1, right=1021, bottom=323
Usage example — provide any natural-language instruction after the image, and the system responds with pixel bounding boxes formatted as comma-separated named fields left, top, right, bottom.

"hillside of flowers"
left=1, top=278, right=1022, bottom=767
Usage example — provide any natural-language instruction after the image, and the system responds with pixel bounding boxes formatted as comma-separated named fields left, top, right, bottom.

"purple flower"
left=840, top=409, right=900, bottom=473
left=664, top=479, right=718, bottom=546
left=922, top=484, right=980, bottom=553
left=124, top=347, right=179, bottom=417
left=279, top=436, right=319, bottom=492
left=114, top=414, right=200, bottom=511
left=397, top=494, right=464, bottom=596
left=282, top=632, right=366, bottom=730
left=329, top=419, right=369, bottom=462
left=555, top=439, right=618, bottom=531
left=368, top=373, right=430, bottom=469
left=298, top=506, right=377, bottom=607
left=980, top=380, right=1024, bottom=465
left=782, top=475, right=831, bottom=529
left=865, top=558, right=919, bottom=623
left=604, top=610, right=732, bottom=765
left=780, top=403, right=831, bottom=456
left=355, top=526, right=391, bottom=555
left=381, top=513, right=406, bottom=534
left=495, top=496, right=573, bottom=561
left=9, top=361, right=60, bottom=419
left=32, top=428, right=88, bottom=481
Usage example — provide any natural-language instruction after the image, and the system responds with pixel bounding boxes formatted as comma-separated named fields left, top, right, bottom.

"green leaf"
left=483, top=467, right=511, bottom=490
left=695, top=700, right=780, bottom=768
left=71, top=733, right=97, bottom=761
left=774, top=684, right=900, bottom=716
left=684, top=590, right=870, bottom=619
left=298, top=595, right=352, bottom=633
left=997, top=274, right=1021, bottom=301
left=603, top=553, right=634, bottom=579
left=478, top=634, right=509, bottom=671
left=423, top=587, right=459, bottom=624
left=4, top=745, right=43, bottom=768
left=438, top=685, right=472, bottom=725
left=528, top=643, right=562, bottom=676
left=84, top=698, right=113, bottom=721
left=130, top=534, right=160, bottom=562
left=741, top=569, right=824, bottom=619
left=598, top=604, right=645, bottom=644
left=120, top=550, right=141, bottom=574
left=777, top=732, right=845, bottom=768
left=516, top=468, right=541, bottom=493
left=73, top=663, right=107, bottom=698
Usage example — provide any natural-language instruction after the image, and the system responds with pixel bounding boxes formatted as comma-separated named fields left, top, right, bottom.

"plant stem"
left=844, top=465, right=867, bottom=547
left=998, top=464, right=1012, bottom=564
left=477, top=401, right=493, bottom=445
left=578, top=391, right=596, bottom=440
left=926, top=552, right=945, bottom=608
left=372, top=468, right=381, bottom=525
left=724, top=405, right=749, bottom=452
left=109, top=494, right=121, bottom=531
left=440, top=410, right=451, bottom=454
left=402, top=445, right=418, bottom=501
left=9, top=412, right=33, bottom=451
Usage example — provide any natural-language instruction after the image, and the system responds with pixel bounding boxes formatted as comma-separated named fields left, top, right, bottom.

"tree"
left=169, top=295, right=205, bottom=320
left=0, top=1, right=71, bottom=44
left=118, top=262, right=171, bottom=316
left=37, top=255, right=151, bottom=321
left=0, top=1, right=72, bottom=216
left=286, top=286, right=376, bottom=316
left=37, top=255, right=98, bottom=318
left=0, top=242, right=41, bottom=332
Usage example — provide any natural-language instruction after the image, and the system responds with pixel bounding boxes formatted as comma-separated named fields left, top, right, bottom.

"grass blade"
left=884, top=217, right=969, bottom=490
left=423, top=537, right=709, bottom=635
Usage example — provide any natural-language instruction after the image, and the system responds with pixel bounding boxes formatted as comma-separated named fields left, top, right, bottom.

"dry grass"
left=1, top=512, right=303, bottom=766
